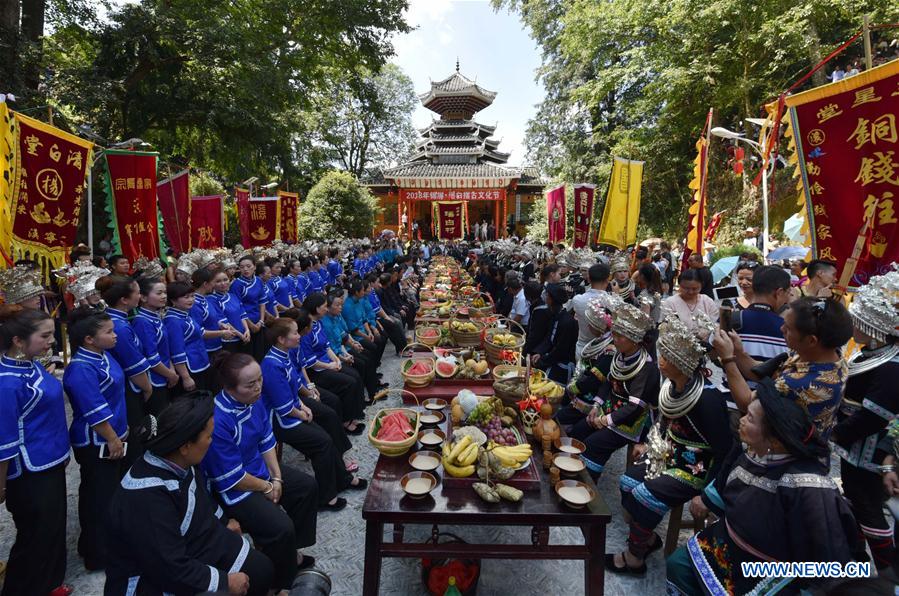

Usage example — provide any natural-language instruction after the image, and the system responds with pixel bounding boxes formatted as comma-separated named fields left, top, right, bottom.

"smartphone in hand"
left=98, top=442, right=128, bottom=459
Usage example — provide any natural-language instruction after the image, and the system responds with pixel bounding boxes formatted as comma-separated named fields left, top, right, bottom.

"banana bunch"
left=489, top=443, right=532, bottom=468
left=451, top=320, right=480, bottom=333
left=529, top=376, right=564, bottom=399
left=491, top=332, right=519, bottom=347
left=441, top=435, right=478, bottom=477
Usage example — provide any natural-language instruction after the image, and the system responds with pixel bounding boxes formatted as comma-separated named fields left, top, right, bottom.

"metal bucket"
left=290, top=568, right=332, bottom=596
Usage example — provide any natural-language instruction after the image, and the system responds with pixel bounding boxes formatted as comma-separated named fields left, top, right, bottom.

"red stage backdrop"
left=105, top=149, right=160, bottom=262
left=787, top=60, right=899, bottom=285
left=245, top=197, right=279, bottom=247
left=190, top=195, right=224, bottom=249
left=436, top=202, right=463, bottom=239
left=157, top=169, right=190, bottom=255
left=235, top=187, right=251, bottom=246
left=572, top=183, right=595, bottom=248
left=278, top=191, right=299, bottom=243
left=7, top=111, right=93, bottom=268
left=400, top=189, right=505, bottom=202
left=546, top=184, right=566, bottom=243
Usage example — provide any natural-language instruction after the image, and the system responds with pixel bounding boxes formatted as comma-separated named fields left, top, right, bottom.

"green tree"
left=298, top=171, right=381, bottom=239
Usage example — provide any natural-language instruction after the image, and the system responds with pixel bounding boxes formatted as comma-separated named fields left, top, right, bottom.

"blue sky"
left=390, top=0, right=544, bottom=166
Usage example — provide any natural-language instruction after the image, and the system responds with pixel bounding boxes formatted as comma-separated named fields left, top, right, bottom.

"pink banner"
left=235, top=187, right=251, bottom=247
left=546, top=184, right=566, bottom=243
left=190, top=195, right=224, bottom=249
left=157, top=170, right=190, bottom=255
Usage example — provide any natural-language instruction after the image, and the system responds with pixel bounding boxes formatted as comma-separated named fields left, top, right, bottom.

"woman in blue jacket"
left=133, top=277, right=180, bottom=415
left=230, top=255, right=267, bottom=360
left=165, top=281, right=212, bottom=394
left=63, top=307, right=129, bottom=571
left=210, top=269, right=250, bottom=354
left=322, top=290, right=382, bottom=400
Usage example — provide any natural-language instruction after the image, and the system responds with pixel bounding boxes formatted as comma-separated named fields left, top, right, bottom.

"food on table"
left=420, top=413, right=441, bottom=425
left=558, top=485, right=592, bottom=506
left=418, top=327, right=439, bottom=338
left=419, top=431, right=443, bottom=446
left=490, top=332, right=519, bottom=347
left=441, top=435, right=478, bottom=477
left=405, top=477, right=433, bottom=495
left=529, top=374, right=565, bottom=399
left=451, top=320, right=480, bottom=333
left=410, top=452, right=441, bottom=471
left=471, top=296, right=487, bottom=308
left=405, top=360, right=433, bottom=376
left=375, top=411, right=414, bottom=442
left=435, top=358, right=458, bottom=378
left=473, top=482, right=500, bottom=503
left=553, top=455, right=585, bottom=473
left=488, top=444, right=532, bottom=468
left=494, top=376, right=527, bottom=399
left=477, top=449, right=516, bottom=481
left=452, top=425, right=487, bottom=445
left=494, top=483, right=523, bottom=502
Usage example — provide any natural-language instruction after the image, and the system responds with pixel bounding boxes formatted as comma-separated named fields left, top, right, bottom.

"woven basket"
left=484, top=318, right=526, bottom=364
left=400, top=344, right=436, bottom=388
left=492, top=364, right=526, bottom=383
left=415, top=325, right=442, bottom=347
left=448, top=317, right=485, bottom=347
left=467, top=291, right=495, bottom=319
left=368, top=390, right=420, bottom=457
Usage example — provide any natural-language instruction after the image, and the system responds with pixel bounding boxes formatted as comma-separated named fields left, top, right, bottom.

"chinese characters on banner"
left=235, top=187, right=251, bottom=246
left=245, top=197, right=279, bottom=247
left=597, top=157, right=646, bottom=250
left=189, top=195, right=224, bottom=249
left=399, top=188, right=505, bottom=202
left=278, top=191, right=299, bottom=243
left=435, top=202, right=463, bottom=239
left=572, top=183, right=595, bottom=248
left=105, top=150, right=160, bottom=262
left=5, top=111, right=93, bottom=268
left=546, top=184, right=566, bottom=243
left=787, top=60, right=899, bottom=285
left=157, top=169, right=190, bottom=255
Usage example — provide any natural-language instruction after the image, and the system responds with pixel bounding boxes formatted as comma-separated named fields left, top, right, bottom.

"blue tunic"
left=368, top=290, right=382, bottom=313
left=210, top=291, right=247, bottom=346
left=269, top=276, right=293, bottom=310
left=132, top=307, right=172, bottom=387
left=229, top=275, right=266, bottom=325
left=288, top=347, right=310, bottom=389
left=262, top=282, right=277, bottom=317
left=342, top=295, right=368, bottom=337
left=300, top=320, right=332, bottom=369
left=307, top=269, right=324, bottom=293
left=106, top=307, right=151, bottom=392
left=202, top=391, right=277, bottom=506
left=326, top=260, right=342, bottom=285
left=191, top=293, right=226, bottom=353
left=294, top=273, right=311, bottom=303
left=165, top=307, right=211, bottom=373
left=0, top=356, right=70, bottom=479
left=320, top=314, right=349, bottom=354
left=63, top=347, right=128, bottom=447
left=261, top=347, right=302, bottom=429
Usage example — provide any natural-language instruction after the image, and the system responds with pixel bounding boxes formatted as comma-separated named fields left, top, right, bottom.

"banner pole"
left=87, top=166, right=93, bottom=257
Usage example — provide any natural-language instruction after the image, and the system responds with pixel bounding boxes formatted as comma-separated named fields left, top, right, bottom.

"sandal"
left=646, top=532, right=663, bottom=556
left=319, top=497, right=347, bottom=512
left=346, top=423, right=365, bottom=436
left=345, top=460, right=359, bottom=473
left=604, top=552, right=647, bottom=576
left=347, top=477, right=368, bottom=491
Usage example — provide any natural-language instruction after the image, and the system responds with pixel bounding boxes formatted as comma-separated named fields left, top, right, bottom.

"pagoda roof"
left=419, top=71, right=497, bottom=116
left=419, top=119, right=497, bottom=133
left=382, top=162, right=520, bottom=185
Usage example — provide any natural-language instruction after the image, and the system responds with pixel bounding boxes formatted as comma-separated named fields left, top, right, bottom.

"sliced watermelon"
left=436, top=360, right=456, bottom=377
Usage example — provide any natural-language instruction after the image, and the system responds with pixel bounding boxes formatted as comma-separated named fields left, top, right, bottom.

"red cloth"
left=244, top=197, right=279, bottom=247
left=437, top=202, right=463, bottom=239
left=157, top=170, right=190, bottom=255
left=546, top=185, right=566, bottom=243
left=235, top=187, right=251, bottom=246
left=278, top=191, right=299, bottom=243
left=106, top=150, right=160, bottom=261
left=189, top=195, right=224, bottom=249
left=572, top=184, right=595, bottom=248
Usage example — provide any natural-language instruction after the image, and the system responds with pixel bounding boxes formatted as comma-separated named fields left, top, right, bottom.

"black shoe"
left=346, top=423, right=366, bottom=436
left=347, top=477, right=368, bottom=491
left=319, top=498, right=347, bottom=512
left=604, top=552, right=646, bottom=576
left=298, top=554, right=317, bottom=570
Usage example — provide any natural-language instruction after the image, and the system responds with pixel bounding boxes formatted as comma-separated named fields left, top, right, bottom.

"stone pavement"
left=0, top=350, right=675, bottom=595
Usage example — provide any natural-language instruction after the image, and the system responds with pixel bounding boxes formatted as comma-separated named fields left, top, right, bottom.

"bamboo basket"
left=484, top=317, right=526, bottom=364
left=368, top=390, right=420, bottom=457
left=415, top=324, right=442, bottom=347
left=448, top=317, right=486, bottom=347
left=467, top=291, right=495, bottom=319
left=399, top=343, right=436, bottom=388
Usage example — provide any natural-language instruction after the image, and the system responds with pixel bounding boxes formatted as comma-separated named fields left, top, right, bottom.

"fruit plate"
left=441, top=416, right=541, bottom=492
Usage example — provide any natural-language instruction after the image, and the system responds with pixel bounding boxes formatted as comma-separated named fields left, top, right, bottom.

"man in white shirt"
left=570, top=262, right=611, bottom=360
left=507, top=273, right=530, bottom=327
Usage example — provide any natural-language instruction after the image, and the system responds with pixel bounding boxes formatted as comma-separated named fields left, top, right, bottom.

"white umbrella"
left=783, top=213, right=806, bottom=243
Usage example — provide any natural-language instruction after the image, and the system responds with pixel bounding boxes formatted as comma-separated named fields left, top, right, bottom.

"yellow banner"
left=597, top=157, right=644, bottom=249
left=0, top=103, right=14, bottom=266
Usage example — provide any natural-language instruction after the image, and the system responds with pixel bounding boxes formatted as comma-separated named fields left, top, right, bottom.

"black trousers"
left=73, top=445, right=123, bottom=570
left=380, top=315, right=408, bottom=354
left=236, top=547, right=275, bottom=596
left=125, top=385, right=147, bottom=459
left=301, top=392, right=351, bottom=454
left=841, top=459, right=895, bottom=569
left=568, top=419, right=633, bottom=479
left=274, top=420, right=351, bottom=505
left=223, top=465, right=318, bottom=591
left=349, top=349, right=379, bottom=399
left=309, top=368, right=365, bottom=421
left=2, top=463, right=67, bottom=596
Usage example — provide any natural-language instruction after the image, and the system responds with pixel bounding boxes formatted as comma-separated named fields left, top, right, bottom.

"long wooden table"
left=361, top=412, right=612, bottom=595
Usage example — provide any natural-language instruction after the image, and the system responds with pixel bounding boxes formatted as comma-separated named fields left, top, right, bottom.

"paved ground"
left=0, top=348, right=675, bottom=595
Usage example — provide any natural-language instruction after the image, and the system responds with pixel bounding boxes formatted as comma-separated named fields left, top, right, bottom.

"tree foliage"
left=298, top=171, right=381, bottom=239
left=497, top=0, right=899, bottom=242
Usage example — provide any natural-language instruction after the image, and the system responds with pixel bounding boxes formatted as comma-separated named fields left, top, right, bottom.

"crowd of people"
left=1, top=232, right=898, bottom=594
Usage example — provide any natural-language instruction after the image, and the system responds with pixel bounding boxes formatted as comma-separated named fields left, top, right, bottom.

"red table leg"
left=363, top=521, right=384, bottom=596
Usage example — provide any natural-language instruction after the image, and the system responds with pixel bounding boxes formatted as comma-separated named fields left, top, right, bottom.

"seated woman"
left=321, top=290, right=381, bottom=401
left=556, top=296, right=617, bottom=428
left=105, top=394, right=274, bottom=595
left=202, top=352, right=319, bottom=592
left=608, top=314, right=733, bottom=575
left=531, top=283, right=578, bottom=383
left=343, top=280, right=386, bottom=366
left=261, top=318, right=367, bottom=512
left=568, top=301, right=659, bottom=480
left=714, top=296, right=853, bottom=438
left=667, top=381, right=860, bottom=595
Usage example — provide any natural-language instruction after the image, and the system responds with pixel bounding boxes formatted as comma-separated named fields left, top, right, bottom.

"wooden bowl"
left=408, top=450, right=441, bottom=472
left=555, top=480, right=596, bottom=509
left=418, top=428, right=446, bottom=448
left=554, top=437, right=586, bottom=455
left=401, top=471, right=437, bottom=499
left=418, top=409, right=446, bottom=426
left=422, top=398, right=448, bottom=411
left=553, top=454, right=586, bottom=476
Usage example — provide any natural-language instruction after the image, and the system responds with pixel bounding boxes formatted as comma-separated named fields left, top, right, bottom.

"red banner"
left=190, top=195, right=224, bottom=249
left=786, top=60, right=899, bottom=285
left=157, top=169, right=190, bottom=255
left=278, top=191, right=299, bottom=243
left=7, top=111, right=93, bottom=267
left=105, top=150, right=160, bottom=262
left=436, top=201, right=463, bottom=239
left=245, top=197, right=279, bottom=247
left=235, top=187, right=251, bottom=246
left=400, top=188, right=505, bottom=202
left=546, top=184, right=566, bottom=243
left=572, top=183, right=595, bottom=248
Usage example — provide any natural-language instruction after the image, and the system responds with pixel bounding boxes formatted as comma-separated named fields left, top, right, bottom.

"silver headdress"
left=133, top=257, right=165, bottom=280
left=611, top=301, right=653, bottom=343
left=0, top=265, right=47, bottom=305
left=657, top=313, right=714, bottom=377
left=55, top=263, right=109, bottom=302
left=609, top=254, right=629, bottom=275
left=585, top=292, right=621, bottom=334
left=176, top=255, right=198, bottom=277
left=849, top=267, right=899, bottom=343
